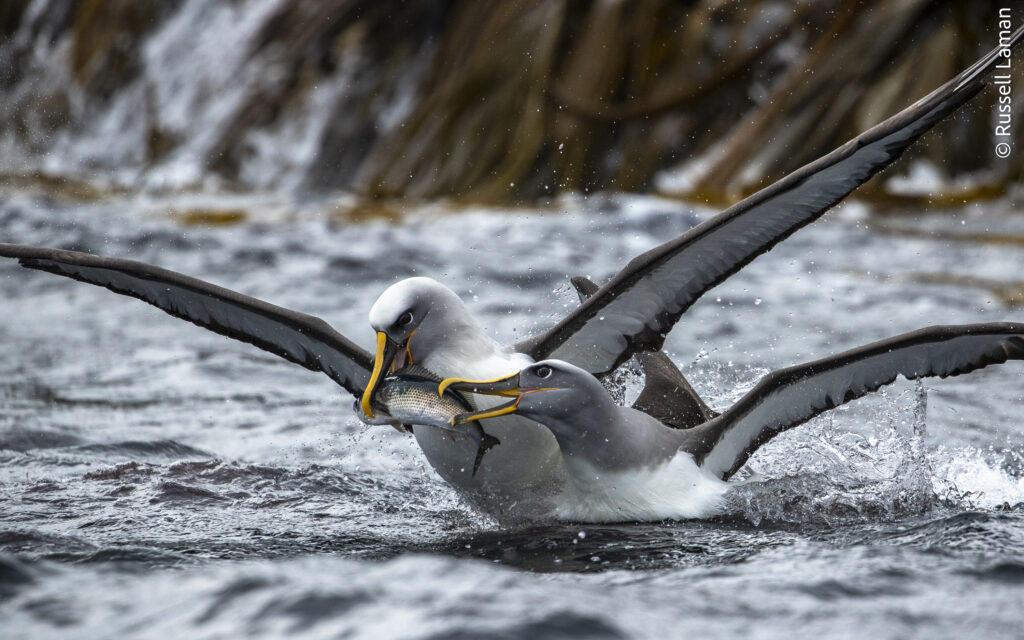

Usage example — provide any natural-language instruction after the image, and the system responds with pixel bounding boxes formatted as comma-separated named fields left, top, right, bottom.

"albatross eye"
left=535, top=365, right=552, bottom=379
left=398, top=311, right=414, bottom=327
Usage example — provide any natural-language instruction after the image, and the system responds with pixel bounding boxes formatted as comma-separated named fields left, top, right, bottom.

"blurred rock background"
left=0, top=0, right=1020, bottom=205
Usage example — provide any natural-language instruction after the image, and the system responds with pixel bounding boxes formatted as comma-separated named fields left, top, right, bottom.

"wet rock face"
left=0, top=0, right=447, bottom=192
left=0, top=1, right=1019, bottom=200
left=68, top=1, right=177, bottom=100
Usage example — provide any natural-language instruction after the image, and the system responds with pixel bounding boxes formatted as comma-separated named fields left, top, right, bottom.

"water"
left=2, top=191, right=1024, bottom=639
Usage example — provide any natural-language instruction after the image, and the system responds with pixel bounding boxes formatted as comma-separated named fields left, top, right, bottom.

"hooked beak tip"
left=360, top=389, right=376, bottom=419
left=437, top=377, right=459, bottom=398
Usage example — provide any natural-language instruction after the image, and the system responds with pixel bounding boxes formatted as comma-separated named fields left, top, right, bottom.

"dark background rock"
left=0, top=0, right=1019, bottom=204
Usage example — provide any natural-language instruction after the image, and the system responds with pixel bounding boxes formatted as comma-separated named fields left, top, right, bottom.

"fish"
left=355, top=365, right=500, bottom=477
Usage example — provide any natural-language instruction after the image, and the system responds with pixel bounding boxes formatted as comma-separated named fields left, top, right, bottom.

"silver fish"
left=356, top=365, right=500, bottom=476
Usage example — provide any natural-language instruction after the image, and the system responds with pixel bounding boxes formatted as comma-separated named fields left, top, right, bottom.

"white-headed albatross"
left=443, top=324, right=1024, bottom=522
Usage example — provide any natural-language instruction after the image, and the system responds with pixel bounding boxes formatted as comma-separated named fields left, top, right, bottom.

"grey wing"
left=570, top=276, right=715, bottom=428
left=681, top=324, right=1024, bottom=480
left=518, top=27, right=1024, bottom=376
left=0, top=244, right=373, bottom=397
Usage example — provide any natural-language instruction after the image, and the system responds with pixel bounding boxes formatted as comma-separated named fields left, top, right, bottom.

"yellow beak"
left=439, top=371, right=524, bottom=426
left=438, top=371, right=521, bottom=398
left=451, top=398, right=524, bottom=426
left=361, top=332, right=393, bottom=418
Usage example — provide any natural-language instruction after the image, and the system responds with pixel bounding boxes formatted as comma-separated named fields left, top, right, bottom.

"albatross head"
left=362, top=277, right=493, bottom=417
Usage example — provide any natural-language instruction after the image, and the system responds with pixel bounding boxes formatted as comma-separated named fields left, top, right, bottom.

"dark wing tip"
left=570, top=276, right=600, bottom=298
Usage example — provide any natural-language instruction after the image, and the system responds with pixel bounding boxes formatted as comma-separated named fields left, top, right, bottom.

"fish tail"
left=471, top=423, right=501, bottom=478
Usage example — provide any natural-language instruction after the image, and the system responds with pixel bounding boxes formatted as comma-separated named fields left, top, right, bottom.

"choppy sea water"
left=2, top=191, right=1024, bottom=639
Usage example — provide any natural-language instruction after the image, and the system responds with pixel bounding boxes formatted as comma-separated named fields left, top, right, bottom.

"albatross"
left=443, top=324, right=1024, bottom=522
left=0, top=29, right=1020, bottom=518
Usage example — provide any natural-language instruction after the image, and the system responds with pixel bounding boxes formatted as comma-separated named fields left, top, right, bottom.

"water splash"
left=931, top=444, right=1024, bottom=511
left=725, top=376, right=1024, bottom=525
left=600, top=357, right=644, bottom=406
left=725, top=380, right=934, bottom=526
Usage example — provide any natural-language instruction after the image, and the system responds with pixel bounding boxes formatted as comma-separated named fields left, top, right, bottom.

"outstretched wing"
left=518, top=27, right=1024, bottom=376
left=681, top=324, right=1024, bottom=480
left=0, top=244, right=373, bottom=397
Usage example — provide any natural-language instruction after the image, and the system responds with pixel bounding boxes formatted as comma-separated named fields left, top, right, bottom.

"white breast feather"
left=550, top=454, right=729, bottom=522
